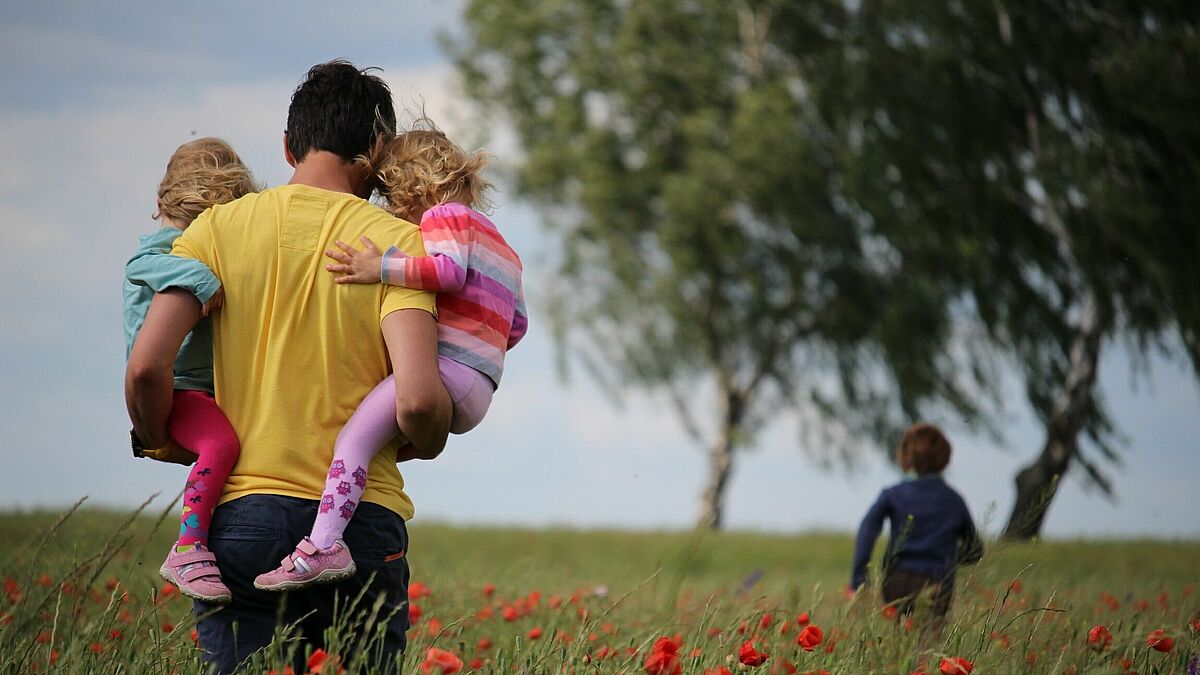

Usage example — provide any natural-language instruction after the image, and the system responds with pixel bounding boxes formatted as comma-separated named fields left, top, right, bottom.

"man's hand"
left=395, top=442, right=443, bottom=463
left=382, top=309, right=452, bottom=457
left=325, top=236, right=384, bottom=284
left=201, top=286, right=225, bottom=317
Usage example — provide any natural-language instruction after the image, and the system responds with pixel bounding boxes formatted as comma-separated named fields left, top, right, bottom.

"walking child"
left=124, top=137, right=258, bottom=603
left=849, top=423, right=983, bottom=622
left=254, top=123, right=527, bottom=590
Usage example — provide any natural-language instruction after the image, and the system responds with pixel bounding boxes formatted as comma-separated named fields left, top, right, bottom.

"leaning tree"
left=843, top=0, right=1200, bottom=537
left=451, top=0, right=997, bottom=528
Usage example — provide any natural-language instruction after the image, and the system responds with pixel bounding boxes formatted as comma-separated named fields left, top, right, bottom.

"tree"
left=842, top=0, right=1200, bottom=538
left=451, top=0, right=995, bottom=528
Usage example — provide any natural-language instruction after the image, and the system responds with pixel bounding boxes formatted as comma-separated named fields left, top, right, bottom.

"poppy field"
left=0, top=502, right=1197, bottom=674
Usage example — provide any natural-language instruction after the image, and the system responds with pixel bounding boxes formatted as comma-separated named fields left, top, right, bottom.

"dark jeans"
left=195, top=495, right=411, bottom=674
left=882, top=568, right=953, bottom=618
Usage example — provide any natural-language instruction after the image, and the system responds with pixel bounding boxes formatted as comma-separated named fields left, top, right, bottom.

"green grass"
left=1, top=503, right=1196, bottom=673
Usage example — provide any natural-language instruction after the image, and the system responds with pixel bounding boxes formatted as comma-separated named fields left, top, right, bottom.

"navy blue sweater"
left=850, top=475, right=982, bottom=589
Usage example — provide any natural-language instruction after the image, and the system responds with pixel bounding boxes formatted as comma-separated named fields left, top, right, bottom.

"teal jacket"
left=122, top=226, right=222, bottom=393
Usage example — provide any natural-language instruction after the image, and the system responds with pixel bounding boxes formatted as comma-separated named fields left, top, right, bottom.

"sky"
left=1, top=1, right=1197, bottom=541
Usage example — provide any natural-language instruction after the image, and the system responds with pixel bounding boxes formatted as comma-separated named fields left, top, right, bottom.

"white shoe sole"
left=253, top=563, right=357, bottom=592
left=159, top=563, right=232, bottom=604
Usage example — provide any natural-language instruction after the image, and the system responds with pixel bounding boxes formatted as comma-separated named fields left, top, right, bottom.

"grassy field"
left=0, top=503, right=1196, bottom=673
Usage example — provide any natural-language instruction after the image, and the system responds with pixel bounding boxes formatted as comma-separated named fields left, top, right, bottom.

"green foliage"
left=842, top=1, right=1200, bottom=495
left=451, top=0, right=993, bottom=471
left=451, top=0, right=1200, bottom=529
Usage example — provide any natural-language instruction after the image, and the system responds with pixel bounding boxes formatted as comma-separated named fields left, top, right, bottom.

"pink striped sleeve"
left=380, top=208, right=473, bottom=291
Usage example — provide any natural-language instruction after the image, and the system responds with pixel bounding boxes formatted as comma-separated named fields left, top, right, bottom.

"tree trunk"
left=1004, top=289, right=1104, bottom=539
left=696, top=432, right=736, bottom=530
left=696, top=389, right=744, bottom=530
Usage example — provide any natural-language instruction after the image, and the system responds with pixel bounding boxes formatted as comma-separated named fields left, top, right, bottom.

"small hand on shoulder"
left=325, top=236, right=386, bottom=284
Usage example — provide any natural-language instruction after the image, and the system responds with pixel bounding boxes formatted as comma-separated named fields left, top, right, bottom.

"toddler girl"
left=124, top=137, right=258, bottom=603
left=254, top=124, right=527, bottom=590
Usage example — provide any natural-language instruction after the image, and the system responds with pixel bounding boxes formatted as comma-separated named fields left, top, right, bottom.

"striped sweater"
left=382, top=202, right=527, bottom=387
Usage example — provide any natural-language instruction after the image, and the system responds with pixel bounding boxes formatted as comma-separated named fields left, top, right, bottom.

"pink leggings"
left=168, top=390, right=240, bottom=547
left=308, top=357, right=492, bottom=548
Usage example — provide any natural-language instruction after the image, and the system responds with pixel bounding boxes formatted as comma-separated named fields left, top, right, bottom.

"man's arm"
left=382, top=309, right=452, bottom=459
left=125, top=289, right=201, bottom=449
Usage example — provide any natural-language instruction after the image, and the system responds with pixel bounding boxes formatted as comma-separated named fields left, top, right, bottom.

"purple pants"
left=307, top=357, right=492, bottom=548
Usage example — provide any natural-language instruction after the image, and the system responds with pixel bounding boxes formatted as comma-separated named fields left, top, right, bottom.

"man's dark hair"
left=286, top=60, right=397, bottom=163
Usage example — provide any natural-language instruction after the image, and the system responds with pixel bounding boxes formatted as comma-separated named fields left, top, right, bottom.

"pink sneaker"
left=159, top=544, right=231, bottom=604
left=254, top=538, right=356, bottom=591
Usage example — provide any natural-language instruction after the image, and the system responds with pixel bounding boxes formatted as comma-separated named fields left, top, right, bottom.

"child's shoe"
left=159, top=544, right=232, bottom=604
left=253, top=538, right=356, bottom=591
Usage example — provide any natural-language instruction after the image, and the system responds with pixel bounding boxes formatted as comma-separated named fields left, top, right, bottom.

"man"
left=126, top=60, right=452, bottom=673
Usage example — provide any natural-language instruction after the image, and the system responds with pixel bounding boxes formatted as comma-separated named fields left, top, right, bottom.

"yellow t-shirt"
left=172, top=184, right=434, bottom=519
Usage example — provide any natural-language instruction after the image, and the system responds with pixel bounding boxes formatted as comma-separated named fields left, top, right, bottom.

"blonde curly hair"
left=369, top=120, right=493, bottom=222
left=156, top=137, right=259, bottom=226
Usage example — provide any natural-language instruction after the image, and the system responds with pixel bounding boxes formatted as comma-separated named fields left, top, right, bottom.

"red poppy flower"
left=502, top=605, right=518, bottom=622
left=307, top=649, right=344, bottom=674
left=644, top=635, right=683, bottom=675
left=702, top=668, right=733, bottom=675
left=795, top=625, right=823, bottom=652
left=881, top=605, right=898, bottom=620
left=738, top=639, right=769, bottom=667
left=1087, top=625, right=1112, bottom=651
left=1146, top=629, right=1174, bottom=653
left=759, top=613, right=775, bottom=629
left=482, top=583, right=496, bottom=597
left=409, top=581, right=431, bottom=599
left=408, top=602, right=423, bottom=623
left=420, top=647, right=464, bottom=674
left=469, top=658, right=484, bottom=670
left=938, top=656, right=973, bottom=674
left=527, top=626, right=543, bottom=640
left=795, top=612, right=810, bottom=626
left=1098, top=591, right=1119, bottom=610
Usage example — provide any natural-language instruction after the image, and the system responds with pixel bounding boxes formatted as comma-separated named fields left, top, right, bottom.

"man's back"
left=173, top=184, right=433, bottom=518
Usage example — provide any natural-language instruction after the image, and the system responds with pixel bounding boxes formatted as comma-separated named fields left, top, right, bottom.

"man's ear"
left=283, top=133, right=297, bottom=167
